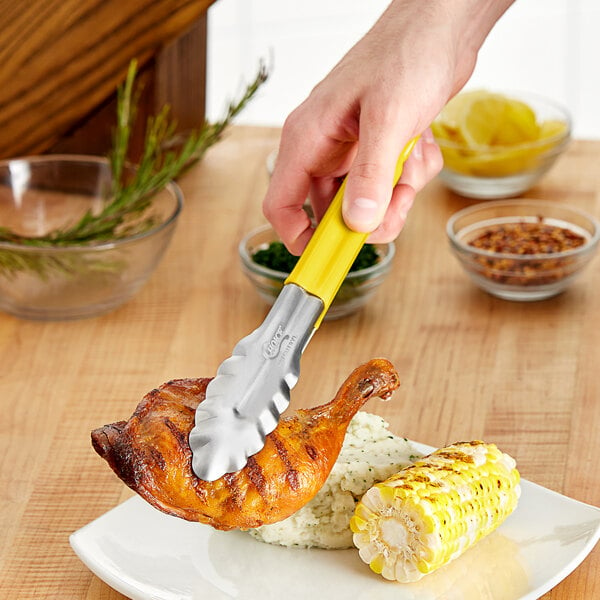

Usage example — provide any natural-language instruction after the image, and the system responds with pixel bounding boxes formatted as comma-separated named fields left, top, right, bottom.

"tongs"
left=190, top=139, right=418, bottom=480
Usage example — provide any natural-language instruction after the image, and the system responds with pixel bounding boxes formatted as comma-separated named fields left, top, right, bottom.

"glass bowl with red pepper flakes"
left=447, top=199, right=600, bottom=301
left=239, top=224, right=395, bottom=319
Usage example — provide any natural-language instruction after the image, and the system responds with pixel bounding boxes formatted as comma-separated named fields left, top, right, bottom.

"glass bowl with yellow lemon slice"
left=432, top=90, right=571, bottom=199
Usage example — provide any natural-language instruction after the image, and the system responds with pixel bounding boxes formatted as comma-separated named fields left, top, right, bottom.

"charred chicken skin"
left=92, top=358, right=399, bottom=531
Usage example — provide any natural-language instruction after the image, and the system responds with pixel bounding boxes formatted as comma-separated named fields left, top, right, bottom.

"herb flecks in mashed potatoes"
left=247, top=412, right=422, bottom=549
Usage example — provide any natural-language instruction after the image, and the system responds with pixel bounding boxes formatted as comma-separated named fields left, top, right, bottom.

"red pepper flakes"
left=468, top=220, right=586, bottom=286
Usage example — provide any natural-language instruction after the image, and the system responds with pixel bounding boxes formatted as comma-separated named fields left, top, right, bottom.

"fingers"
left=264, top=127, right=443, bottom=252
left=367, top=131, right=443, bottom=243
left=341, top=105, right=405, bottom=234
left=398, top=130, right=443, bottom=194
left=309, top=176, right=344, bottom=223
left=262, top=144, right=314, bottom=255
left=366, top=184, right=415, bottom=243
left=343, top=126, right=442, bottom=238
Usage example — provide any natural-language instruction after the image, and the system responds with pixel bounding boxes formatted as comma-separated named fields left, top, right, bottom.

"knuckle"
left=351, top=160, right=384, bottom=183
left=429, top=145, right=444, bottom=175
left=262, top=200, right=274, bottom=222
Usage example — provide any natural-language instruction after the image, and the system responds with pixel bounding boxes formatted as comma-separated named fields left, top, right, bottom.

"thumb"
left=342, top=119, right=412, bottom=234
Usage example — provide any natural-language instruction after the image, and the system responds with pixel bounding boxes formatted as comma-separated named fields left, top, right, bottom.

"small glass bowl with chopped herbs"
left=239, top=224, right=395, bottom=320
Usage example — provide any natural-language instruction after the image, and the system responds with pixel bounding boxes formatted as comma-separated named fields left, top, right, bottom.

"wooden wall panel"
left=0, top=0, right=215, bottom=159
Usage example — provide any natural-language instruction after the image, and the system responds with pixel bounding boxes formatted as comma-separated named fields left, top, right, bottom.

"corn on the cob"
left=350, top=440, right=520, bottom=583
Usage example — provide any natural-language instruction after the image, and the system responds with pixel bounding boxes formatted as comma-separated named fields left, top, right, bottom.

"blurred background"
left=206, top=0, right=600, bottom=139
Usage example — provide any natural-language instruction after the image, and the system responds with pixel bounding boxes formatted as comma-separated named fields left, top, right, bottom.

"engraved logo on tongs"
left=262, top=324, right=287, bottom=359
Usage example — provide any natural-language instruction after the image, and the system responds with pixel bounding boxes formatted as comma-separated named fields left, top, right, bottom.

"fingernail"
left=412, top=138, right=423, bottom=160
left=399, top=195, right=415, bottom=222
left=423, top=128, right=435, bottom=143
left=344, top=197, right=379, bottom=231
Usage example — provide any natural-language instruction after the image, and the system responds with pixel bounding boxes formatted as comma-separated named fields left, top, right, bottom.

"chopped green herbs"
left=252, top=241, right=298, bottom=273
left=351, top=244, right=379, bottom=271
left=253, top=241, right=380, bottom=273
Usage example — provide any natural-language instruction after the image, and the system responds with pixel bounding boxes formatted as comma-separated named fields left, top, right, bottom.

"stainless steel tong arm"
left=189, top=283, right=323, bottom=481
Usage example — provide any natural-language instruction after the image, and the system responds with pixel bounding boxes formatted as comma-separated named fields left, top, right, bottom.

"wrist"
left=383, top=0, right=516, bottom=91
left=440, top=0, right=516, bottom=93
left=450, top=0, right=516, bottom=52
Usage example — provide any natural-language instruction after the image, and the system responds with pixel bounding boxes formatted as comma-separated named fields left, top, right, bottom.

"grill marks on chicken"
left=92, top=358, right=400, bottom=531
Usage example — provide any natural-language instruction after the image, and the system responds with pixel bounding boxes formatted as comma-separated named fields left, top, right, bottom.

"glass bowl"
left=447, top=199, right=600, bottom=301
left=0, top=155, right=183, bottom=320
left=239, top=225, right=395, bottom=320
left=433, top=91, right=571, bottom=199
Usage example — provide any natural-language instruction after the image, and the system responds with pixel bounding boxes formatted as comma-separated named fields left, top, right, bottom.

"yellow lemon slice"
left=435, top=90, right=495, bottom=145
left=492, top=99, right=540, bottom=145
left=539, top=119, right=568, bottom=140
left=461, top=93, right=510, bottom=146
left=433, top=90, right=568, bottom=177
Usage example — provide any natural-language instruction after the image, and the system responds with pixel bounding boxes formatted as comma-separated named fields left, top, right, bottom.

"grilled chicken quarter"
left=91, top=358, right=400, bottom=531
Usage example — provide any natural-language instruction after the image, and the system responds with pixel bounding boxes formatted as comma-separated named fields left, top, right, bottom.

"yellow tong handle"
left=285, top=138, right=418, bottom=327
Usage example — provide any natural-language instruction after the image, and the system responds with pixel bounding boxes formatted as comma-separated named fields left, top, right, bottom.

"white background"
left=206, top=0, right=600, bottom=139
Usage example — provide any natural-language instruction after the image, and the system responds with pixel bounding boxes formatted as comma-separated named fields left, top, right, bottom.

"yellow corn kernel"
left=351, top=441, right=520, bottom=583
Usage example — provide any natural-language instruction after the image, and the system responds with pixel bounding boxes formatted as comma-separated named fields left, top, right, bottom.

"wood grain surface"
left=0, top=0, right=214, bottom=159
left=0, top=127, right=598, bottom=598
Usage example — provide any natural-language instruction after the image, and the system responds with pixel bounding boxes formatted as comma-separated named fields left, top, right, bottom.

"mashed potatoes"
left=247, top=411, right=421, bottom=549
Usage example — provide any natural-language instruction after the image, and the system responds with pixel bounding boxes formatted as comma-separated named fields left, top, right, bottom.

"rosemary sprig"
left=0, top=59, right=269, bottom=278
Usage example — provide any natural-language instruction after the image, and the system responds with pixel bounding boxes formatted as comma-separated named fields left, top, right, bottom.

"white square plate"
left=71, top=443, right=600, bottom=600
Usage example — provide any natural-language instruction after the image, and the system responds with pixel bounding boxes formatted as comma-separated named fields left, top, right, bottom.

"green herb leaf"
left=0, top=59, right=269, bottom=278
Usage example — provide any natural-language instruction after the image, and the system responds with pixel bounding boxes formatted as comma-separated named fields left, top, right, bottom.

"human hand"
left=263, top=0, right=514, bottom=254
